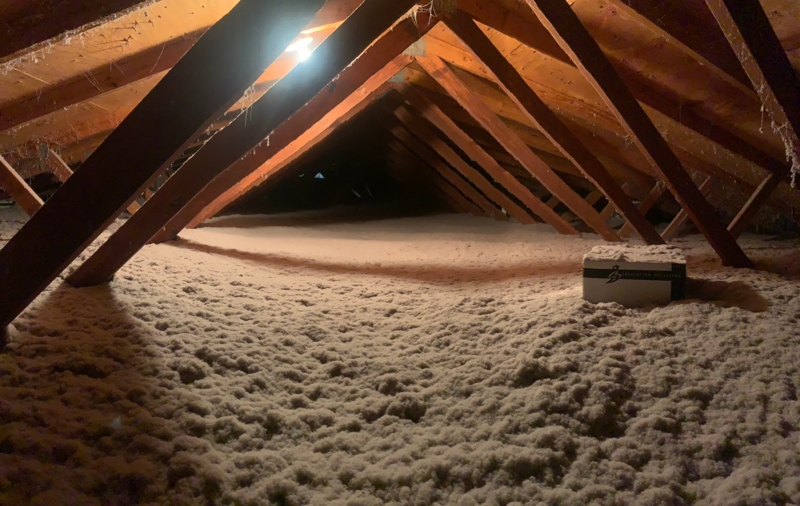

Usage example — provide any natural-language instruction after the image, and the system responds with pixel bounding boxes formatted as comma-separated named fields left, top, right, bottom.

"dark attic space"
left=1, top=1, right=800, bottom=505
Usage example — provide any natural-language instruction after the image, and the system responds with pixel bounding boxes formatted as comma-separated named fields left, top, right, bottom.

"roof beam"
left=445, top=12, right=661, bottom=244
left=661, top=176, right=714, bottom=242
left=182, top=80, right=395, bottom=230
left=400, top=86, right=579, bottom=235
left=0, top=3, right=360, bottom=135
left=704, top=0, right=800, bottom=175
left=393, top=105, right=531, bottom=225
left=727, top=173, right=782, bottom=239
left=415, top=55, right=619, bottom=241
left=44, top=150, right=73, bottom=184
left=457, top=0, right=793, bottom=187
left=0, top=31, right=202, bottom=134
left=398, top=84, right=579, bottom=233
left=561, top=190, right=603, bottom=223
left=42, top=147, right=141, bottom=216
left=525, top=0, right=751, bottom=267
left=0, top=0, right=328, bottom=328
left=605, top=0, right=752, bottom=96
left=67, top=4, right=424, bottom=287
left=177, top=10, right=434, bottom=229
left=0, top=154, right=44, bottom=216
left=618, top=183, right=668, bottom=239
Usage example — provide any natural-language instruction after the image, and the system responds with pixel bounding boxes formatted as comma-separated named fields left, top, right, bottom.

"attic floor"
left=1, top=206, right=799, bottom=504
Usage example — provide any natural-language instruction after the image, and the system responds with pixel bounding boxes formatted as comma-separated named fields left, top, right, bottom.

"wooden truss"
left=1, top=0, right=798, bottom=328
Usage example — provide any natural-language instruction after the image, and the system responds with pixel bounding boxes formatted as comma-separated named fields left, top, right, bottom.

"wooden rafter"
left=445, top=12, right=661, bottom=244
left=661, top=176, right=714, bottom=241
left=0, top=31, right=203, bottom=134
left=0, top=154, right=44, bottom=216
left=42, top=148, right=142, bottom=216
left=618, top=183, right=668, bottom=239
left=408, top=80, right=658, bottom=196
left=393, top=105, right=534, bottom=225
left=704, top=0, right=800, bottom=175
left=178, top=7, right=435, bottom=230
left=524, top=0, right=751, bottom=267
left=0, top=3, right=360, bottom=135
left=182, top=80, right=397, bottom=230
left=398, top=84, right=581, bottom=234
left=0, top=0, right=328, bottom=328
left=727, top=174, right=782, bottom=239
left=604, top=0, right=752, bottom=96
left=44, top=150, right=73, bottom=184
left=561, top=190, right=603, bottom=223
left=599, top=183, right=630, bottom=221
left=415, top=55, right=619, bottom=241
left=67, top=3, right=425, bottom=288
left=457, top=0, right=794, bottom=188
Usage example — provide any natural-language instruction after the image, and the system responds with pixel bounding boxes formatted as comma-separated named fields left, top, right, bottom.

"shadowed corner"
left=684, top=277, right=770, bottom=313
left=0, top=326, right=7, bottom=352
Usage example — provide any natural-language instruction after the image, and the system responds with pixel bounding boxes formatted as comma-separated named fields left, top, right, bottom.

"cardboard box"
left=583, top=245, right=686, bottom=307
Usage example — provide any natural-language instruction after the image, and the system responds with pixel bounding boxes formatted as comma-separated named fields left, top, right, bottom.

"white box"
left=583, top=245, right=686, bottom=307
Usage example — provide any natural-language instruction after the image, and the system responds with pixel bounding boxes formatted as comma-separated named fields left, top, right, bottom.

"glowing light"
left=285, top=37, right=313, bottom=53
left=297, top=47, right=312, bottom=62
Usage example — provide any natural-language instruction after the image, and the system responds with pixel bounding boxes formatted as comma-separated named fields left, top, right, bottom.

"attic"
left=0, top=1, right=799, bottom=503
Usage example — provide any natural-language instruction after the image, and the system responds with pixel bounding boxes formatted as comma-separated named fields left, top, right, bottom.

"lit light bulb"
left=285, top=37, right=313, bottom=53
left=297, top=47, right=312, bottom=62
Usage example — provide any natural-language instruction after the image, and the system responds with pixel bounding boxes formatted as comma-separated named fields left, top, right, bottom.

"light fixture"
left=297, top=47, right=312, bottom=62
left=285, top=37, right=313, bottom=62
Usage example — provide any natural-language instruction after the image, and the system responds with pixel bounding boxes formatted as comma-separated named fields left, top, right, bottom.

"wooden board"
left=526, top=0, right=751, bottom=267
left=66, top=1, right=421, bottom=287
left=0, top=0, right=327, bottom=328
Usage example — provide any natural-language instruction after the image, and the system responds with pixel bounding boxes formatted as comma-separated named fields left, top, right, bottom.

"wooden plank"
left=44, top=150, right=73, bottom=183
left=398, top=84, right=577, bottom=231
left=388, top=122, right=499, bottom=217
left=727, top=173, right=781, bottom=239
left=705, top=0, right=800, bottom=172
left=599, top=182, right=630, bottom=220
left=0, top=31, right=203, bottom=133
left=0, top=0, right=327, bottom=328
left=605, top=0, right=752, bottom=95
left=661, top=176, right=714, bottom=241
left=416, top=55, right=617, bottom=240
left=460, top=0, right=793, bottom=188
left=525, top=0, right=751, bottom=267
left=43, top=148, right=141, bottom=215
left=618, top=182, right=669, bottom=239
left=0, top=0, right=147, bottom=62
left=183, top=81, right=396, bottom=230
left=68, top=4, right=423, bottom=287
left=0, top=3, right=360, bottom=134
left=393, top=105, right=530, bottom=224
left=169, top=13, right=439, bottom=230
left=0, top=154, right=44, bottom=216
left=446, top=12, right=660, bottom=244
left=561, top=189, right=603, bottom=222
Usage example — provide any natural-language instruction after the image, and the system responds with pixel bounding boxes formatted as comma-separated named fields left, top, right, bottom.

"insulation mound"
left=0, top=206, right=798, bottom=506
left=584, top=244, right=687, bottom=264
